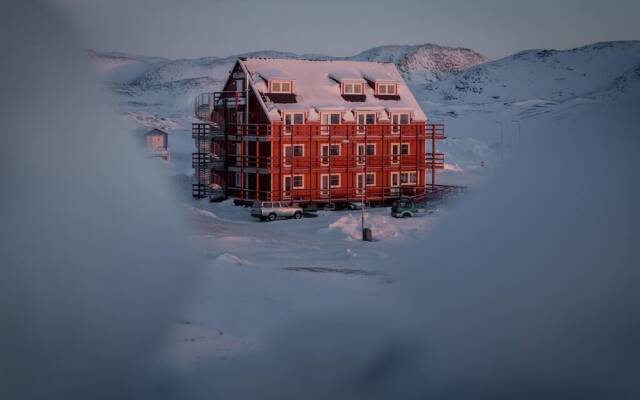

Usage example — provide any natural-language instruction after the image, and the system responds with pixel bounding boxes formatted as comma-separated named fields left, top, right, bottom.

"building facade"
left=192, top=58, right=444, bottom=205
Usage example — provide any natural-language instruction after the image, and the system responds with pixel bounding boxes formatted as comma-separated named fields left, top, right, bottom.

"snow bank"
left=328, top=211, right=431, bottom=240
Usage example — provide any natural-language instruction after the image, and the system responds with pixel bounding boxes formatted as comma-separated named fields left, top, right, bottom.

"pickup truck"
left=251, top=201, right=304, bottom=221
left=391, top=198, right=432, bottom=218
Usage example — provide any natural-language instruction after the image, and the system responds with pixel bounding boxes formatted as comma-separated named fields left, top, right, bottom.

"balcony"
left=194, top=91, right=246, bottom=122
left=192, top=153, right=224, bottom=169
left=425, top=152, right=445, bottom=169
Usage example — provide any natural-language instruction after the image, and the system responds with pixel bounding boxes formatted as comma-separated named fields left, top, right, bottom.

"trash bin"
left=362, top=228, right=373, bottom=242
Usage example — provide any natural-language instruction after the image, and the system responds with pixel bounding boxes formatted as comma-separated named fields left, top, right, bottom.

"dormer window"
left=377, top=83, right=397, bottom=96
left=343, top=82, right=364, bottom=95
left=270, top=80, right=293, bottom=93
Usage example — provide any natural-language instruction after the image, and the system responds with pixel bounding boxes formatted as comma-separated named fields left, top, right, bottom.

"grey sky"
left=53, top=0, right=640, bottom=59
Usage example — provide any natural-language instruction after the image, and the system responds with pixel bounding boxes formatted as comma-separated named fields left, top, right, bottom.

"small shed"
left=144, top=129, right=170, bottom=160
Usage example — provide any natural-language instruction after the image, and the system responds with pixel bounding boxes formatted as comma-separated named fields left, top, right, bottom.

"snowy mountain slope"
left=423, top=41, right=640, bottom=105
left=350, top=44, right=488, bottom=83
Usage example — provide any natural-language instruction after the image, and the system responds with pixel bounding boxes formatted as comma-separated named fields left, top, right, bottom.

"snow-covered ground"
left=164, top=197, right=445, bottom=369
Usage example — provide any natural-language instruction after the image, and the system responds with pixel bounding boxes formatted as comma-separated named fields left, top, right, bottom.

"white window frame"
left=400, top=143, right=410, bottom=155
left=320, top=173, right=341, bottom=196
left=391, top=113, right=410, bottom=134
left=342, top=81, right=364, bottom=95
left=282, top=175, right=292, bottom=199
left=390, top=171, right=400, bottom=195
left=283, top=112, right=304, bottom=135
left=320, top=112, right=341, bottom=135
left=329, top=173, right=341, bottom=188
left=292, top=174, right=304, bottom=189
left=391, top=143, right=400, bottom=164
left=376, top=83, right=397, bottom=95
left=270, top=80, right=293, bottom=93
left=320, top=143, right=340, bottom=166
left=283, top=144, right=292, bottom=167
left=235, top=172, right=242, bottom=188
left=365, top=172, right=376, bottom=187
left=400, top=171, right=418, bottom=186
left=292, top=144, right=304, bottom=157
left=356, top=143, right=366, bottom=165
left=320, top=144, right=329, bottom=166
left=356, top=112, right=377, bottom=134
left=366, top=143, right=376, bottom=156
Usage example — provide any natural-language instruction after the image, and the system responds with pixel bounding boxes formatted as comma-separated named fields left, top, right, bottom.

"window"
left=343, top=82, right=363, bottom=95
left=283, top=145, right=292, bottom=166
left=357, top=112, right=376, bottom=134
left=391, top=143, right=400, bottom=164
left=270, top=80, right=293, bottom=93
left=235, top=172, right=242, bottom=187
left=284, top=112, right=304, bottom=134
left=377, top=83, right=396, bottom=95
left=401, top=143, right=410, bottom=155
left=293, top=144, right=304, bottom=157
left=400, top=171, right=418, bottom=185
left=366, top=172, right=376, bottom=186
left=391, top=113, right=410, bottom=133
left=357, top=143, right=366, bottom=165
left=366, top=144, right=376, bottom=156
left=293, top=175, right=304, bottom=189
left=330, top=174, right=340, bottom=187
left=321, top=144, right=341, bottom=166
left=321, top=112, right=341, bottom=134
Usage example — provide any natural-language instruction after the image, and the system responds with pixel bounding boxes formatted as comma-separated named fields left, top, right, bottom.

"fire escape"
left=191, top=89, right=246, bottom=198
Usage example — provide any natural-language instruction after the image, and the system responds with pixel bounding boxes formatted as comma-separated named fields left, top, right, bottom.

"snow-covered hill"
left=423, top=41, right=640, bottom=105
left=351, top=44, right=488, bottom=83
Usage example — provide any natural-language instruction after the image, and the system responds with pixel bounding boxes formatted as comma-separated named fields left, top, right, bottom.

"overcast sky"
left=52, top=0, right=640, bottom=60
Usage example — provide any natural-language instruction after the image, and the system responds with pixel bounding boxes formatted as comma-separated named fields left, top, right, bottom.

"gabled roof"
left=240, top=58, right=427, bottom=122
left=145, top=128, right=168, bottom=137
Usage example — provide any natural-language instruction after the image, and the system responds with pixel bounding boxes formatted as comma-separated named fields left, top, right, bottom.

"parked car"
left=251, top=201, right=304, bottom=221
left=391, top=198, right=429, bottom=218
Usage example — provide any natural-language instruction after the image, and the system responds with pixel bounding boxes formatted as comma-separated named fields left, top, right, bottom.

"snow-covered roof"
left=328, top=69, right=365, bottom=82
left=362, top=70, right=396, bottom=83
left=144, top=128, right=168, bottom=136
left=240, top=58, right=427, bottom=122
left=257, top=67, right=293, bottom=81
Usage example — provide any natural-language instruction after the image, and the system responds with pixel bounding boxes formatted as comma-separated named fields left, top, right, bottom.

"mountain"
left=422, top=41, right=640, bottom=105
left=350, top=44, right=488, bottom=83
